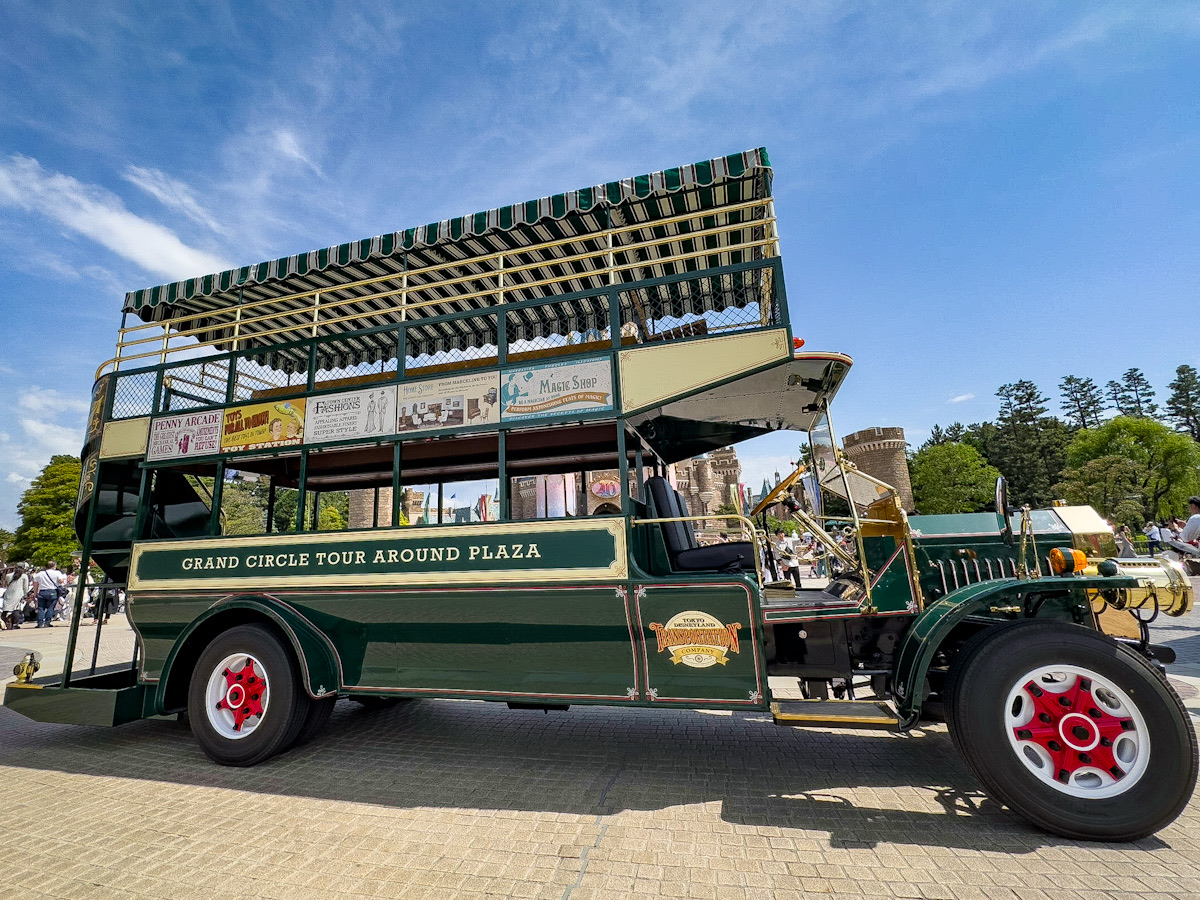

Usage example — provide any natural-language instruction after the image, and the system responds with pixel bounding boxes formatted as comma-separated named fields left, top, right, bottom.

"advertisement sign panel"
left=147, top=410, right=224, bottom=461
left=397, top=371, right=499, bottom=434
left=220, top=399, right=306, bottom=452
left=500, top=357, right=613, bottom=422
left=307, top=386, right=397, bottom=444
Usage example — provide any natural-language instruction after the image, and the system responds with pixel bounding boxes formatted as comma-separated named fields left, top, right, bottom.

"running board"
left=771, top=700, right=899, bottom=730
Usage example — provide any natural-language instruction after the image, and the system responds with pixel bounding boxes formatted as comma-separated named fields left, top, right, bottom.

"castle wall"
left=842, top=427, right=914, bottom=512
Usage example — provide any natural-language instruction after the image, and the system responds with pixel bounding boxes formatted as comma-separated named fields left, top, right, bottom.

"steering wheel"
left=751, top=462, right=807, bottom=518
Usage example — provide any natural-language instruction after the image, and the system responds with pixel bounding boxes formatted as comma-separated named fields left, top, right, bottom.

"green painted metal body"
left=889, top=573, right=1140, bottom=724
left=3, top=667, right=154, bottom=726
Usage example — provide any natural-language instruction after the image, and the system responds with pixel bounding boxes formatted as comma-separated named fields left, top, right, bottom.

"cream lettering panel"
left=618, top=328, right=790, bottom=413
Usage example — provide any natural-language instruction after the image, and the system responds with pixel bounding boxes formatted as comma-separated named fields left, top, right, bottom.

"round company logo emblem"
left=648, top=611, right=742, bottom=668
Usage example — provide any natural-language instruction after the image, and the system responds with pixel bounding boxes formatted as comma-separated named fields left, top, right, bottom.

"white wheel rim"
left=1003, top=664, right=1150, bottom=799
left=205, top=652, right=270, bottom=740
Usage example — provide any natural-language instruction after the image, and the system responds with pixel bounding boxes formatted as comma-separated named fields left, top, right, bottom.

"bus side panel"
left=632, top=581, right=765, bottom=706
left=295, top=585, right=639, bottom=701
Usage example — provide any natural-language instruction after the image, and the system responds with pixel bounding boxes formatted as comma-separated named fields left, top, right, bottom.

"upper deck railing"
left=103, top=198, right=785, bottom=424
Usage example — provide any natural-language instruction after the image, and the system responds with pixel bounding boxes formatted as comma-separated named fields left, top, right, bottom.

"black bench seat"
left=646, top=476, right=754, bottom=573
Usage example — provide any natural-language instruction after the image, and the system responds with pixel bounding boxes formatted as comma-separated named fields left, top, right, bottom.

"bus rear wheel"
left=947, top=621, right=1197, bottom=841
left=188, top=624, right=311, bottom=766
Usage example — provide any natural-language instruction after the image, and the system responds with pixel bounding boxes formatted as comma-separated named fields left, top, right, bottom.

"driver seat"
left=646, top=476, right=755, bottom=573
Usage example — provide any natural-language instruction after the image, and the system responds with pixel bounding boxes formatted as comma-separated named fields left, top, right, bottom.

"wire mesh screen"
left=506, top=295, right=610, bottom=361
left=110, top=370, right=157, bottom=420
left=235, top=354, right=304, bottom=402
left=405, top=313, right=498, bottom=376
left=616, top=263, right=778, bottom=344
left=161, top=359, right=230, bottom=412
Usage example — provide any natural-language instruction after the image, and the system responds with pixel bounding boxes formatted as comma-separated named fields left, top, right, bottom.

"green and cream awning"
left=119, top=149, right=775, bottom=372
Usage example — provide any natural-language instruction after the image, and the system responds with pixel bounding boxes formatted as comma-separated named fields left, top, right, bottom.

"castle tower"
left=348, top=488, right=393, bottom=528
left=841, top=427, right=914, bottom=512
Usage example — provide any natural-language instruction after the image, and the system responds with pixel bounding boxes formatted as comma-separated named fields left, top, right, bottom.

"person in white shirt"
left=1144, top=521, right=1162, bottom=553
left=1181, top=497, right=1200, bottom=545
left=773, top=529, right=801, bottom=588
left=33, top=560, right=65, bottom=628
left=3, top=564, right=30, bottom=629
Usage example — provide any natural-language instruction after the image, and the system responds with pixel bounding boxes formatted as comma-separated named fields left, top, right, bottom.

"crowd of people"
left=1, top=560, right=123, bottom=631
left=707, top=525, right=852, bottom=586
left=1112, top=495, right=1200, bottom=561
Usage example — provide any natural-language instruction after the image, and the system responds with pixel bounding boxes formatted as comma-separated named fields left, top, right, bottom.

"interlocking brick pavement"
left=1, top=595, right=1198, bottom=900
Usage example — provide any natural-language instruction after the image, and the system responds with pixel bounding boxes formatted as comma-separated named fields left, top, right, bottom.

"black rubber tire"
left=188, top=624, right=311, bottom=767
left=943, top=624, right=1002, bottom=756
left=291, top=696, right=336, bottom=748
left=947, top=620, right=1198, bottom=841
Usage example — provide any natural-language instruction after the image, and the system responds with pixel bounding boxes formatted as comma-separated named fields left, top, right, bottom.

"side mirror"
left=996, top=477, right=1013, bottom=545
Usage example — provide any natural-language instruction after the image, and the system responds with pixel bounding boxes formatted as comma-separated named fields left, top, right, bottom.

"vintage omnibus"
left=6, top=149, right=1196, bottom=841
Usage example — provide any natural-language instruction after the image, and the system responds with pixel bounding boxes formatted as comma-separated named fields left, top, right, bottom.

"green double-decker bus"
left=7, top=149, right=1196, bottom=841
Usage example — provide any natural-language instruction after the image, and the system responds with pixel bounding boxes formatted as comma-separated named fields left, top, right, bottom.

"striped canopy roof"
left=123, top=148, right=772, bottom=318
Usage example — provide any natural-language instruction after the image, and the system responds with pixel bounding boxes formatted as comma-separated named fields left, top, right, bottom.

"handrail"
left=120, top=197, right=774, bottom=338
left=632, top=514, right=764, bottom=587
left=114, top=231, right=776, bottom=350
left=104, top=204, right=778, bottom=377
left=98, top=253, right=782, bottom=381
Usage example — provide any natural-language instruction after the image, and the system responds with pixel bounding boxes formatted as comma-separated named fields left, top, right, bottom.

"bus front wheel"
left=187, top=624, right=311, bottom=766
left=947, top=621, right=1197, bottom=841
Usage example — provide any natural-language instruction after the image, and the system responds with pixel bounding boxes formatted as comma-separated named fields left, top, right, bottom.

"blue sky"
left=1, top=2, right=1198, bottom=528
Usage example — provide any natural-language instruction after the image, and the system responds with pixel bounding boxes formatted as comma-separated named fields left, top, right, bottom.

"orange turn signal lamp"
left=793, top=337, right=805, bottom=349
left=1049, top=547, right=1087, bottom=576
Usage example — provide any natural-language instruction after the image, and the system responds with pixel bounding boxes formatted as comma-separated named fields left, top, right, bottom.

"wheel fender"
left=892, top=579, right=1028, bottom=724
left=157, top=596, right=341, bottom=713
left=892, top=573, right=1146, bottom=725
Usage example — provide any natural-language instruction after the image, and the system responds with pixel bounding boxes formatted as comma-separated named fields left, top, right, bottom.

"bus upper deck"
left=77, top=149, right=821, bottom=575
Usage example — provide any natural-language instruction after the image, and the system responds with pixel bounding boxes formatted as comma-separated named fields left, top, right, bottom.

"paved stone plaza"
left=2, top=589, right=1199, bottom=900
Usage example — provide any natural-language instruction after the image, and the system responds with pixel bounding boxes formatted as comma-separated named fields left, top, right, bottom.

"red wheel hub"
left=1013, top=676, right=1134, bottom=784
left=215, top=658, right=265, bottom=732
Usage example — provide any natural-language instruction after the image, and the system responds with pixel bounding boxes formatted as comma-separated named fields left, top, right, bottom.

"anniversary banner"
left=221, top=399, right=306, bottom=452
left=308, top=386, right=397, bottom=444
left=128, top=519, right=627, bottom=590
left=499, top=357, right=613, bottom=422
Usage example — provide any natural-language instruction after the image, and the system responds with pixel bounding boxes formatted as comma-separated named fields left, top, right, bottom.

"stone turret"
left=348, top=488, right=393, bottom=528
left=842, top=427, right=914, bottom=512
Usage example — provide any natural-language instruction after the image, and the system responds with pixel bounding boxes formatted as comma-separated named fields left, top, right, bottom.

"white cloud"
left=273, top=129, right=324, bottom=177
left=122, top=165, right=227, bottom=235
left=17, top=387, right=90, bottom=416
left=0, top=154, right=232, bottom=280
left=949, top=393, right=975, bottom=404
left=0, top=386, right=88, bottom=527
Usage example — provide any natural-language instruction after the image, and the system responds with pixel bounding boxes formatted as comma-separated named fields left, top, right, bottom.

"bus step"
left=771, top=700, right=898, bottom=730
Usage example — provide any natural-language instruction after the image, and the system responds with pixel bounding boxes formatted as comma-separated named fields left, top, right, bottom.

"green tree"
left=1058, top=375, right=1105, bottom=430
left=910, top=442, right=1002, bottom=515
left=1057, top=416, right=1200, bottom=523
left=1054, top=455, right=1148, bottom=529
left=922, top=425, right=948, bottom=449
left=0, top=528, right=15, bottom=563
left=1166, top=364, right=1200, bottom=440
left=1106, top=368, right=1158, bottom=419
left=220, top=481, right=268, bottom=535
left=920, top=422, right=967, bottom=451
left=988, top=381, right=1070, bottom=508
left=11, top=455, right=82, bottom=566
